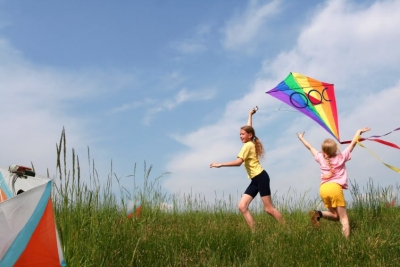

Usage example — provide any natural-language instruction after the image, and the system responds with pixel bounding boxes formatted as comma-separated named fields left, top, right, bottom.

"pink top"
left=314, top=146, right=352, bottom=189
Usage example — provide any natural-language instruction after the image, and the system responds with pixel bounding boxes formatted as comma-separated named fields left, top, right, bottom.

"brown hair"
left=240, top=126, right=265, bottom=158
left=321, top=139, right=339, bottom=178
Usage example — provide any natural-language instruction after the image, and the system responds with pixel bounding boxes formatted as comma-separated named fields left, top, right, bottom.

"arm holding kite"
left=297, top=132, right=318, bottom=157
left=348, top=127, right=371, bottom=152
left=247, top=106, right=258, bottom=126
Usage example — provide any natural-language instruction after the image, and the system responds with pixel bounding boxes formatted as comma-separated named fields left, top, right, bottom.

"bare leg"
left=238, top=194, right=255, bottom=232
left=261, top=195, right=283, bottom=222
left=321, top=207, right=340, bottom=221
left=337, top=206, right=350, bottom=238
left=321, top=206, right=349, bottom=238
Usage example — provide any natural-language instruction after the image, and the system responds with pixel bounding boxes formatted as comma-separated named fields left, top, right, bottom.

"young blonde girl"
left=297, top=127, right=370, bottom=238
left=210, top=108, right=283, bottom=232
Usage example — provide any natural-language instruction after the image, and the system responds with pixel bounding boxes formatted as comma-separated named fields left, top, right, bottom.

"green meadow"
left=53, top=131, right=400, bottom=267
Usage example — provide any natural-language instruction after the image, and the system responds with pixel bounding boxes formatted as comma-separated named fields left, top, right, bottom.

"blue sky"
left=1, top=0, right=399, bottom=206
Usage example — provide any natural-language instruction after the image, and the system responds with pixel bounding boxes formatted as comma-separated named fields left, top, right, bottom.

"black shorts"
left=244, top=170, right=271, bottom=198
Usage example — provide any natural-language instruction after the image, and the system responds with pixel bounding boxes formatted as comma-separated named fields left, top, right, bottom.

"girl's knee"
left=264, top=207, right=275, bottom=215
left=238, top=203, right=248, bottom=213
left=332, top=213, right=340, bottom=220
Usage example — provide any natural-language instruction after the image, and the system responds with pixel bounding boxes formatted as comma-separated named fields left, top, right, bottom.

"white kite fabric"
left=0, top=166, right=66, bottom=267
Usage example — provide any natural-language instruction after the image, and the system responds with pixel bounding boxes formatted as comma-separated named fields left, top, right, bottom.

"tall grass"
left=52, top=130, right=400, bottom=266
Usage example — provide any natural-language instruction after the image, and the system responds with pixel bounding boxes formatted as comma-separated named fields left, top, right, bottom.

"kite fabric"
left=266, top=72, right=340, bottom=141
left=0, top=166, right=66, bottom=267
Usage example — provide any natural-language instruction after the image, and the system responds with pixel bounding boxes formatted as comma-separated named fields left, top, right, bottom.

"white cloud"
left=143, top=88, right=216, bottom=125
left=171, top=23, right=211, bottom=54
left=109, top=98, right=156, bottom=114
left=159, top=71, right=187, bottom=91
left=221, top=0, right=281, bottom=51
left=294, top=0, right=400, bottom=78
left=163, top=0, right=400, bottom=204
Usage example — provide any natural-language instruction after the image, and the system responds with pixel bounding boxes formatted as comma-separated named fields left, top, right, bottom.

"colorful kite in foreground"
left=0, top=165, right=66, bottom=267
left=266, top=72, right=400, bottom=174
left=266, top=72, right=340, bottom=141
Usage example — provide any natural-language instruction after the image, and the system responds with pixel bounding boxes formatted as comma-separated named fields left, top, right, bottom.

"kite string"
left=275, top=103, right=298, bottom=112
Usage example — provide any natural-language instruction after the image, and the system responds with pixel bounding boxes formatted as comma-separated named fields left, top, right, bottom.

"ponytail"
left=322, top=155, right=334, bottom=179
left=321, top=138, right=339, bottom=179
left=253, top=136, right=265, bottom=159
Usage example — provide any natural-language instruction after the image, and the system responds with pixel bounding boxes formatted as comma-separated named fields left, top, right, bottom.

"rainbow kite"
left=266, top=72, right=340, bottom=141
left=0, top=166, right=66, bottom=266
left=266, top=72, right=400, bottom=174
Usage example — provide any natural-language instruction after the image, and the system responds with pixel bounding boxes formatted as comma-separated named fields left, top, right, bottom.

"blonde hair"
left=321, top=139, right=339, bottom=179
left=240, top=126, right=265, bottom=158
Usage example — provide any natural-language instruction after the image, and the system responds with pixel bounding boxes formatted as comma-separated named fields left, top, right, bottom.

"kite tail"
left=356, top=139, right=400, bottom=173
left=340, top=127, right=400, bottom=150
left=341, top=127, right=400, bottom=174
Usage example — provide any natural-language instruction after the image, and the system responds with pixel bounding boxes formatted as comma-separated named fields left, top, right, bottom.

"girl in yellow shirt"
left=210, top=107, right=283, bottom=232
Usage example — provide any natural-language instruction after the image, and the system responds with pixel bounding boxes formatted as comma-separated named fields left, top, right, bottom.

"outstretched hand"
left=349, top=127, right=371, bottom=152
left=296, top=132, right=305, bottom=139
left=296, top=131, right=317, bottom=155
left=359, top=127, right=371, bottom=135
left=210, top=163, right=222, bottom=168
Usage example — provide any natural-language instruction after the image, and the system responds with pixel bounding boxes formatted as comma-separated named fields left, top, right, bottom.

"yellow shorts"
left=319, top=182, right=346, bottom=208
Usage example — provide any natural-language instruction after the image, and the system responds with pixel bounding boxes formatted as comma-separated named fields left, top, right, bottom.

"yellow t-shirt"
left=237, top=141, right=263, bottom=178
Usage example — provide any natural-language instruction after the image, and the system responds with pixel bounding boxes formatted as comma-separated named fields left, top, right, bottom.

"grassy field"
left=52, top=131, right=400, bottom=267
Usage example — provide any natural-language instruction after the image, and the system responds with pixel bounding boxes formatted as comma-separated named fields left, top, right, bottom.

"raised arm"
left=348, top=127, right=371, bottom=152
left=247, top=106, right=258, bottom=126
left=297, top=132, right=318, bottom=156
left=210, top=158, right=244, bottom=168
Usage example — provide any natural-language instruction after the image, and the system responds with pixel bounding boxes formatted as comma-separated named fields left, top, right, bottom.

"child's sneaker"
left=309, top=210, right=320, bottom=229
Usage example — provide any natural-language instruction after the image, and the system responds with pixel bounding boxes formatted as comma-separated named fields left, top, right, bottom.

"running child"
left=210, top=107, right=283, bottom=232
left=297, top=127, right=371, bottom=238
